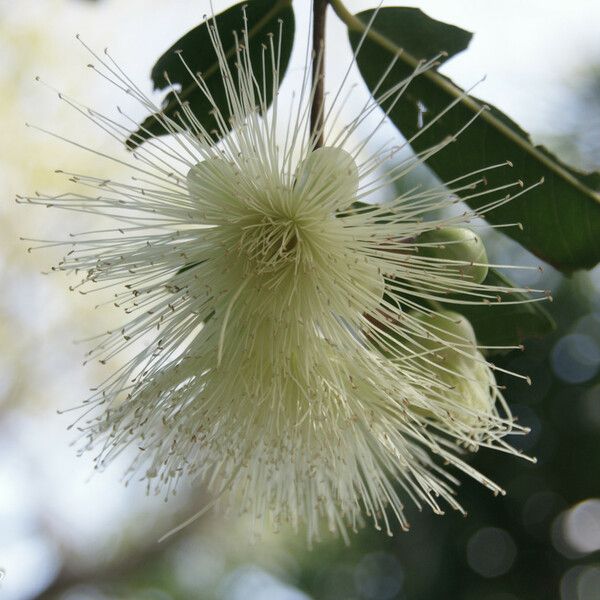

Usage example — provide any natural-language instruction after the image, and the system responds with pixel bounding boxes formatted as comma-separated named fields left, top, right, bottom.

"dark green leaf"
left=127, top=0, right=294, bottom=148
left=445, top=269, right=555, bottom=351
left=348, top=7, right=600, bottom=273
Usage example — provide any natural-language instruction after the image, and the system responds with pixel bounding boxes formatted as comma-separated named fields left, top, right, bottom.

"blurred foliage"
left=543, top=64, right=600, bottom=173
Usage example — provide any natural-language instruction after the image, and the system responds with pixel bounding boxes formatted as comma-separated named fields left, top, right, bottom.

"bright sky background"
left=6, top=0, right=600, bottom=137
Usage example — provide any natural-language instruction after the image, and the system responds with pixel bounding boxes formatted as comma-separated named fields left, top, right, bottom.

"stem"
left=310, top=0, right=328, bottom=148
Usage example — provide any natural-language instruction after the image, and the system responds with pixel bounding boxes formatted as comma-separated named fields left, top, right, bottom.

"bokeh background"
left=1, top=1, right=600, bottom=599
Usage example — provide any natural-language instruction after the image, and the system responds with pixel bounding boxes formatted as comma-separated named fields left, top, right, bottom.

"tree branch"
left=310, top=0, right=328, bottom=148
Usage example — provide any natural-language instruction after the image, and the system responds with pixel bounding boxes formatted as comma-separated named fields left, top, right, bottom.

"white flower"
left=23, top=13, right=543, bottom=542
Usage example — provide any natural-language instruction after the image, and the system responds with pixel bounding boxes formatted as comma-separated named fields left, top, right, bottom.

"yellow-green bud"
left=441, top=352, right=494, bottom=421
left=409, top=310, right=493, bottom=426
left=411, top=309, right=477, bottom=365
left=295, top=147, right=359, bottom=211
left=416, top=227, right=489, bottom=284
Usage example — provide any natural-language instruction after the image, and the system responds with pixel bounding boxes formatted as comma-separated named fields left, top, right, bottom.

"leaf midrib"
left=334, top=1, right=600, bottom=206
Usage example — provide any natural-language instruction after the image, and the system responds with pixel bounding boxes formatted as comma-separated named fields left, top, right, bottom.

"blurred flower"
left=21, top=11, right=541, bottom=542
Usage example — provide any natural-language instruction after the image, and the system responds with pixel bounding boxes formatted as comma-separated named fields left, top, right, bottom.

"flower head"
left=23, top=10, right=542, bottom=542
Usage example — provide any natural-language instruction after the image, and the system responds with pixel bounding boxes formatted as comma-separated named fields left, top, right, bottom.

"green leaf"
left=127, top=0, right=294, bottom=148
left=347, top=7, right=600, bottom=274
left=445, top=269, right=555, bottom=351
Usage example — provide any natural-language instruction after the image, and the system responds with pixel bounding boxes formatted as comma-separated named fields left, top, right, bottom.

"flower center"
left=238, top=214, right=302, bottom=274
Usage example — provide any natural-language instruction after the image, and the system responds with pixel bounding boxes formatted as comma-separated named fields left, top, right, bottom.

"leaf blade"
left=127, top=0, right=294, bottom=148
left=347, top=7, right=600, bottom=273
left=445, top=269, right=555, bottom=351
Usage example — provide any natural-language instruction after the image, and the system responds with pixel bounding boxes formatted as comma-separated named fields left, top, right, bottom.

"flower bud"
left=441, top=351, right=494, bottom=421
left=416, top=227, right=489, bottom=284
left=409, top=310, right=494, bottom=427
left=411, top=309, right=477, bottom=364
left=295, top=147, right=359, bottom=211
